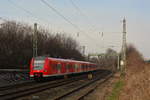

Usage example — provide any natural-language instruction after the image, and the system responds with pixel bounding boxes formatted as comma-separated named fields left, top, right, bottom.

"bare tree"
left=0, top=21, right=84, bottom=69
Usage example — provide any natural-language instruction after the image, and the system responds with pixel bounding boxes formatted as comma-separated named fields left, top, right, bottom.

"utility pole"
left=82, top=46, right=85, bottom=55
left=33, top=23, right=38, bottom=57
left=121, top=18, right=127, bottom=75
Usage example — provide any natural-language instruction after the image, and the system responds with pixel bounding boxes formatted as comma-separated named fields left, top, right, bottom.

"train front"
left=30, top=57, right=48, bottom=80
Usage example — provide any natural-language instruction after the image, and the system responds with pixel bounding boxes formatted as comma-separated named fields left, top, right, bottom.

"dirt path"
left=84, top=73, right=120, bottom=100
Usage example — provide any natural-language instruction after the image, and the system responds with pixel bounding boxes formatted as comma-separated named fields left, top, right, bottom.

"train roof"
left=33, top=56, right=96, bottom=64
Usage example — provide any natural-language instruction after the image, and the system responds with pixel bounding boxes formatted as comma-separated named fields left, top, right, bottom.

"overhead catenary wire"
left=6, top=0, right=102, bottom=51
left=70, top=0, right=123, bottom=47
left=70, top=0, right=85, bottom=17
left=7, top=0, right=52, bottom=25
left=6, top=0, right=121, bottom=53
left=69, top=0, right=99, bottom=33
left=40, top=0, right=103, bottom=48
left=40, top=0, right=82, bottom=32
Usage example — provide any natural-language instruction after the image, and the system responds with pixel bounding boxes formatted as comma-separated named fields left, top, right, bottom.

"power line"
left=7, top=0, right=102, bottom=50
left=40, top=0, right=103, bottom=47
left=7, top=0, right=121, bottom=52
left=69, top=0, right=99, bottom=33
left=70, top=0, right=85, bottom=17
left=40, top=0, right=82, bottom=32
left=7, top=0, right=51, bottom=25
left=70, top=0, right=122, bottom=46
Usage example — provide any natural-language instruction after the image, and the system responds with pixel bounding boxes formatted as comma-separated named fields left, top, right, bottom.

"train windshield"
left=33, top=60, right=45, bottom=70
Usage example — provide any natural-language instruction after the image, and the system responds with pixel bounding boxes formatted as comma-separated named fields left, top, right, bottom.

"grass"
left=107, top=79, right=124, bottom=100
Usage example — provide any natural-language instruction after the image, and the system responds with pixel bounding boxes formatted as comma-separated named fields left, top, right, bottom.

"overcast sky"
left=0, top=0, right=150, bottom=59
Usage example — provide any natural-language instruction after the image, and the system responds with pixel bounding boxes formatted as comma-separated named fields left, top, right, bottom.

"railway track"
left=0, top=80, right=34, bottom=91
left=16, top=70, right=111, bottom=100
left=0, top=73, right=89, bottom=100
left=0, top=70, right=111, bottom=100
left=77, top=74, right=112, bottom=100
left=53, top=70, right=112, bottom=100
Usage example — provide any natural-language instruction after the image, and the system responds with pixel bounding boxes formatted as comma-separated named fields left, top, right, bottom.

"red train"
left=30, top=56, right=98, bottom=80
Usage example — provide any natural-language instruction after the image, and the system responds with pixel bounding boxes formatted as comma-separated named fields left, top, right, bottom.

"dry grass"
left=119, top=45, right=150, bottom=100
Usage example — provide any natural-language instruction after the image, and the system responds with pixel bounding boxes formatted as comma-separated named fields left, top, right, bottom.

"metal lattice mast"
left=121, top=18, right=127, bottom=74
left=33, top=23, right=38, bottom=57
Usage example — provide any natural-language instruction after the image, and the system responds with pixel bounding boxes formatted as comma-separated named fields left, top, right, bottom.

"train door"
left=61, top=62, right=65, bottom=73
left=84, top=64, right=86, bottom=71
left=72, top=63, right=75, bottom=72
left=66, top=63, right=69, bottom=73
left=51, top=61, right=57, bottom=74
left=56, top=62, right=61, bottom=74
left=74, top=63, right=78, bottom=72
left=47, top=60, right=51, bottom=74
left=70, top=62, right=74, bottom=72
left=81, top=63, right=84, bottom=72
left=78, top=64, right=80, bottom=72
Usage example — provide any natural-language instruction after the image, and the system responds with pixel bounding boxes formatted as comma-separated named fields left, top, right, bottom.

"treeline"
left=126, top=44, right=144, bottom=69
left=90, top=48, right=118, bottom=71
left=0, top=21, right=84, bottom=69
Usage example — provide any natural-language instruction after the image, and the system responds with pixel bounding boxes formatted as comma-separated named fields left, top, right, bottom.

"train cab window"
left=33, top=60, right=45, bottom=70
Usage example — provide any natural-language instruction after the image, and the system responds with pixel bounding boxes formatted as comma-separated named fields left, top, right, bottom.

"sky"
left=0, top=0, right=150, bottom=59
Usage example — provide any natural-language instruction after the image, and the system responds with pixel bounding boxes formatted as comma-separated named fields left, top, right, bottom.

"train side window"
left=57, top=63, right=61, bottom=70
left=87, top=65, right=89, bottom=69
left=68, top=64, right=72, bottom=69
left=66, top=63, right=71, bottom=71
left=75, top=64, right=78, bottom=69
left=77, top=64, right=79, bottom=69
left=84, top=64, right=86, bottom=69
left=83, top=64, right=86, bottom=70
left=81, top=64, right=83, bottom=69
left=86, top=64, right=88, bottom=69
left=83, top=64, right=85, bottom=69
left=66, top=64, right=69, bottom=69
left=72, top=64, right=74, bottom=69
left=73, top=64, right=76, bottom=70
left=79, top=64, right=81, bottom=69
